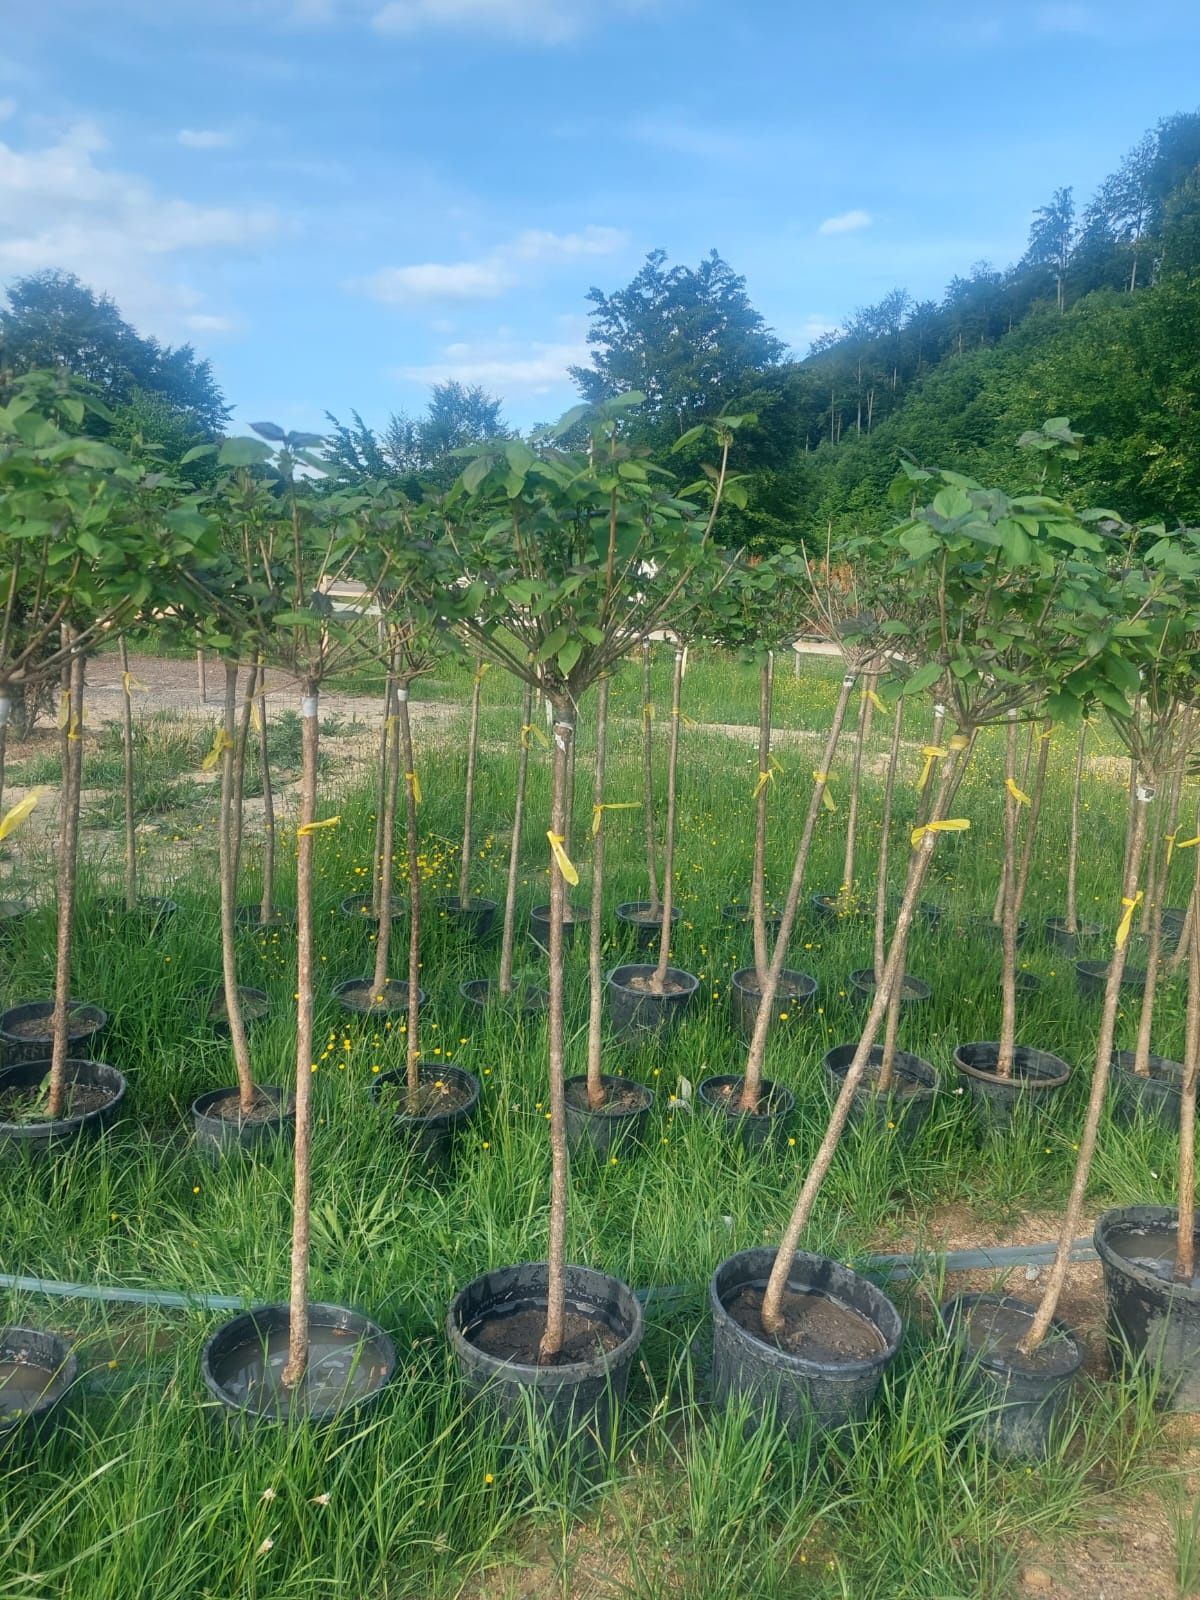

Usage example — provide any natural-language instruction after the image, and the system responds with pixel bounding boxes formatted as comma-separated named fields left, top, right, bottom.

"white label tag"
left=301, top=694, right=318, bottom=718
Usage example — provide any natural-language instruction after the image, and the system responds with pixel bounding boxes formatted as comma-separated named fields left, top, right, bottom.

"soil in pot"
left=192, top=1085, right=294, bottom=1164
left=0, top=1327, right=76, bottom=1436
left=730, top=967, right=816, bottom=1045
left=1095, top=1208, right=1200, bottom=1410
left=236, top=904, right=296, bottom=930
left=530, top=903, right=590, bottom=950
left=1076, top=959, right=1147, bottom=999
left=606, top=964, right=698, bottom=1043
left=953, top=1042, right=1071, bottom=1135
left=0, top=1078, right=111, bottom=1121
left=564, top=1074, right=653, bottom=1159
left=848, top=969, right=931, bottom=1007
left=207, top=987, right=270, bottom=1030
left=435, top=896, right=499, bottom=942
left=615, top=902, right=680, bottom=952
left=340, top=894, right=405, bottom=922
left=0, top=1059, right=126, bottom=1155
left=1111, top=1051, right=1184, bottom=1129
left=1043, top=917, right=1101, bottom=953
left=458, top=977, right=548, bottom=1014
left=942, top=1293, right=1083, bottom=1458
left=370, top=1063, right=480, bottom=1168
left=720, top=903, right=783, bottom=934
left=821, top=1045, right=938, bottom=1143
left=724, top=1284, right=886, bottom=1361
left=335, top=978, right=423, bottom=1016
left=201, top=1303, right=395, bottom=1428
left=698, top=1074, right=795, bottom=1151
left=0, top=1001, right=107, bottom=1066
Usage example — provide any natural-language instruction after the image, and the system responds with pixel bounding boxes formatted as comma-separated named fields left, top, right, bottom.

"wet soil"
left=466, top=1305, right=622, bottom=1366
left=376, top=1074, right=473, bottom=1118
left=954, top=1297, right=1080, bottom=1377
left=725, top=1283, right=886, bottom=1361
left=204, top=1089, right=292, bottom=1124
left=623, top=972, right=691, bottom=996
left=338, top=979, right=415, bottom=1012
left=207, top=989, right=270, bottom=1024
left=565, top=1079, right=650, bottom=1115
left=209, top=1325, right=391, bottom=1417
left=0, top=1082, right=113, bottom=1122
left=1103, top=1223, right=1200, bottom=1288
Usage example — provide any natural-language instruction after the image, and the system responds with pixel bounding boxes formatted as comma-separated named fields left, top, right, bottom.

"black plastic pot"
left=0, top=1059, right=126, bottom=1158
left=446, top=1261, right=644, bottom=1452
left=848, top=968, right=932, bottom=1008
left=821, top=1044, right=938, bottom=1144
left=206, top=986, right=270, bottom=1036
left=339, top=893, right=405, bottom=924
left=1111, top=1051, right=1184, bottom=1129
left=1009, top=971, right=1042, bottom=998
left=1075, top=959, right=1147, bottom=1000
left=191, top=1084, right=294, bottom=1165
left=1043, top=917, right=1101, bottom=954
left=719, top=903, right=783, bottom=938
left=369, top=1062, right=480, bottom=1167
left=0, top=1326, right=77, bottom=1440
left=201, top=1301, right=396, bottom=1431
left=1095, top=1206, right=1200, bottom=1411
left=730, top=967, right=817, bottom=1045
left=811, top=892, right=866, bottom=924
left=953, top=1042, right=1071, bottom=1134
left=967, top=914, right=1029, bottom=948
left=940, top=1293, right=1083, bottom=1458
left=530, top=903, right=591, bottom=951
left=1161, top=907, right=1187, bottom=947
left=435, top=896, right=499, bottom=943
left=710, top=1248, right=902, bottom=1437
left=334, top=977, right=424, bottom=1019
left=564, top=1074, right=653, bottom=1160
left=95, top=894, right=177, bottom=931
left=236, top=904, right=296, bottom=931
left=615, top=901, right=680, bottom=951
left=0, top=899, right=31, bottom=943
left=697, top=1074, right=795, bottom=1151
left=458, top=977, right=548, bottom=1014
left=606, top=964, right=699, bottom=1042
left=0, top=1001, right=108, bottom=1068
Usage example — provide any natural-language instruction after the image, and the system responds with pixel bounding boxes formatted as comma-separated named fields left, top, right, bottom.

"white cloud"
left=370, top=0, right=654, bottom=42
left=352, top=224, right=627, bottom=305
left=177, top=127, right=236, bottom=149
left=794, top=314, right=839, bottom=350
left=0, top=122, right=278, bottom=339
left=1033, top=3, right=1100, bottom=34
left=0, top=99, right=16, bottom=123
left=817, top=209, right=872, bottom=237
left=395, top=335, right=587, bottom=394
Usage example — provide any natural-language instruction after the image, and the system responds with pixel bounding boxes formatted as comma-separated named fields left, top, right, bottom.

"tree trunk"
left=118, top=639, right=137, bottom=911
left=1020, top=786, right=1152, bottom=1354
left=586, top=678, right=611, bottom=1110
left=231, top=661, right=258, bottom=887
left=1170, top=805, right=1200, bottom=977
left=1175, top=887, right=1199, bottom=1284
left=641, top=639, right=660, bottom=917
left=760, top=742, right=971, bottom=1335
left=538, top=705, right=575, bottom=1363
left=282, top=681, right=320, bottom=1389
left=738, top=674, right=857, bottom=1114
left=498, top=681, right=534, bottom=996
left=218, top=661, right=255, bottom=1113
left=997, top=715, right=1021, bottom=1079
left=396, top=686, right=422, bottom=1095
left=1132, top=748, right=1188, bottom=1076
left=370, top=650, right=392, bottom=916
left=650, top=650, right=685, bottom=993
left=1065, top=721, right=1087, bottom=935
left=0, top=693, right=9, bottom=824
left=371, top=677, right=402, bottom=997
left=841, top=675, right=875, bottom=902
left=457, top=658, right=485, bottom=909
left=47, top=644, right=85, bottom=1121
left=1013, top=722, right=1051, bottom=918
left=916, top=702, right=947, bottom=830
left=257, top=662, right=275, bottom=926
left=196, top=646, right=206, bottom=705
left=874, top=698, right=905, bottom=983
left=751, top=652, right=775, bottom=986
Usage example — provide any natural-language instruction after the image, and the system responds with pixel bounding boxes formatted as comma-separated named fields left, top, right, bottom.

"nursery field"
left=2, top=647, right=1197, bottom=1600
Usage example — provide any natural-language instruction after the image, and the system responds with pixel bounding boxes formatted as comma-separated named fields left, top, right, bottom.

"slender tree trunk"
left=1013, top=722, right=1052, bottom=918
left=1065, top=721, right=1087, bottom=935
left=841, top=675, right=875, bottom=900
left=370, top=681, right=391, bottom=916
left=1170, top=805, right=1200, bottom=977
left=47, top=644, right=85, bottom=1121
left=498, top=682, right=534, bottom=996
left=761, top=743, right=971, bottom=1334
left=196, top=646, right=206, bottom=706
left=1019, top=719, right=1035, bottom=792
left=118, top=639, right=137, bottom=911
left=219, top=661, right=255, bottom=1113
left=257, top=662, right=275, bottom=926
left=231, top=661, right=257, bottom=887
left=651, top=650, right=685, bottom=993
left=586, top=678, right=611, bottom=1110
left=997, top=716, right=1021, bottom=1079
left=0, top=692, right=9, bottom=824
left=538, top=705, right=575, bottom=1363
left=397, top=686, right=422, bottom=1093
left=751, top=653, right=774, bottom=986
left=1132, top=748, right=1188, bottom=1075
left=457, top=658, right=485, bottom=910
left=916, top=702, right=947, bottom=830
left=878, top=974, right=905, bottom=1091
left=641, top=640, right=660, bottom=917
left=1020, top=786, right=1152, bottom=1354
left=738, top=674, right=857, bottom=1113
left=282, top=681, right=320, bottom=1389
left=874, top=698, right=905, bottom=983
left=371, top=677, right=402, bottom=997
left=1175, top=892, right=1199, bottom=1284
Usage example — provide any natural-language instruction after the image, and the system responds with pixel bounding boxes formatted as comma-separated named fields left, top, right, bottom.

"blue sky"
left=2, top=1, right=1197, bottom=436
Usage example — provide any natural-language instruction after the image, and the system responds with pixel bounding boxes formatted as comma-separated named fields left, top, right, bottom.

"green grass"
left=0, top=651, right=1191, bottom=1598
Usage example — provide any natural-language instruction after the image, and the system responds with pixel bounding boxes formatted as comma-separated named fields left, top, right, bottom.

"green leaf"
left=249, top=421, right=287, bottom=442
left=218, top=437, right=274, bottom=468
left=180, top=444, right=218, bottom=465
left=557, top=637, right=583, bottom=675
left=903, top=662, right=943, bottom=696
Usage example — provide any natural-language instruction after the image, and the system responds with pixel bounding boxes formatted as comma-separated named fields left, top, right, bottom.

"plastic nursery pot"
left=821, top=1044, right=938, bottom=1145
left=529, top=903, right=591, bottom=952
left=95, top=895, right=177, bottom=931
left=191, top=1085, right=294, bottom=1166
left=967, top=914, right=1029, bottom=948
left=719, top=903, right=783, bottom=938
left=0, top=899, right=31, bottom=943
left=614, top=901, right=681, bottom=953
left=730, top=968, right=817, bottom=1046
left=697, top=1074, right=795, bottom=1152
left=201, top=1302, right=396, bottom=1432
left=0, top=1326, right=77, bottom=1442
left=1075, top=959, right=1147, bottom=1000
left=848, top=968, right=932, bottom=1009
left=1111, top=1051, right=1185, bottom=1130
left=1160, top=907, right=1187, bottom=947
left=0, top=1059, right=126, bottom=1159
left=709, top=1248, right=902, bottom=1438
left=606, top=964, right=699, bottom=1043
left=434, top=896, right=499, bottom=943
left=339, top=893, right=405, bottom=925
left=236, top=904, right=296, bottom=931
left=953, top=1043, right=1071, bottom=1135
left=564, top=1073, right=653, bottom=1160
left=446, top=1261, right=644, bottom=1454
left=369, top=1063, right=480, bottom=1168
left=1094, top=1207, right=1200, bottom=1411
left=1043, top=917, right=1101, bottom=954
left=0, top=1001, right=108, bottom=1068
left=1007, top=971, right=1042, bottom=998
left=811, top=892, right=866, bottom=924
left=334, top=977, right=424, bottom=1019
left=458, top=978, right=548, bottom=1015
left=940, top=1293, right=1083, bottom=1459
left=206, top=986, right=270, bottom=1037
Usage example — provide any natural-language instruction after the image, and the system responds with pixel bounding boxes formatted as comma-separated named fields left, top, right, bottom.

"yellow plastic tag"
left=752, top=769, right=774, bottom=800
left=862, top=688, right=886, bottom=713
left=1005, top=777, right=1032, bottom=806
left=591, top=801, right=640, bottom=836
left=813, top=771, right=837, bottom=812
left=1115, top=891, right=1143, bottom=950
left=911, top=818, right=971, bottom=848
left=57, top=689, right=70, bottom=730
left=547, top=831, right=579, bottom=886
left=250, top=699, right=263, bottom=733
left=297, top=815, right=341, bottom=837
left=122, top=671, right=148, bottom=695
left=0, top=790, right=39, bottom=841
left=201, top=727, right=235, bottom=771
left=915, top=745, right=947, bottom=792
left=405, top=770, right=422, bottom=805
left=520, top=722, right=549, bottom=750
